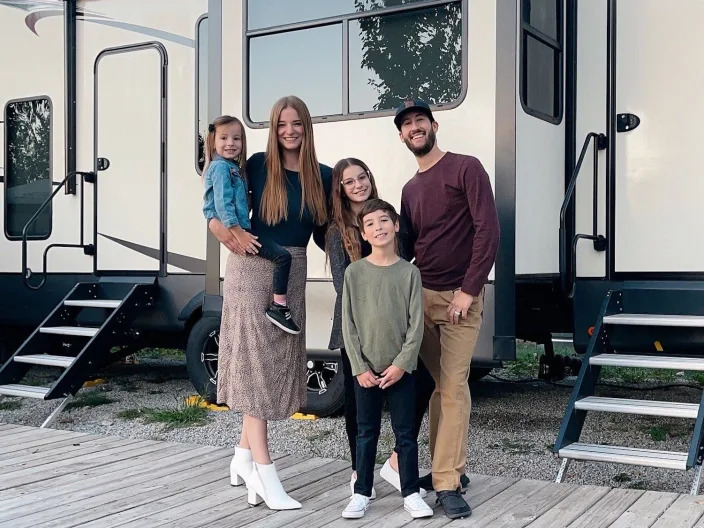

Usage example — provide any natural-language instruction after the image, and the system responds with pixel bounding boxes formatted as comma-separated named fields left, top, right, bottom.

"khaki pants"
left=420, top=287, right=483, bottom=491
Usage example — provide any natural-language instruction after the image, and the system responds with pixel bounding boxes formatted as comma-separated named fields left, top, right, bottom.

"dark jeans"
left=340, top=351, right=435, bottom=471
left=354, top=372, right=419, bottom=498
left=249, top=232, right=291, bottom=295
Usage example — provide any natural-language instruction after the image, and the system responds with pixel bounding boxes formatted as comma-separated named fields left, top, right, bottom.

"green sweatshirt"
left=342, top=258, right=424, bottom=377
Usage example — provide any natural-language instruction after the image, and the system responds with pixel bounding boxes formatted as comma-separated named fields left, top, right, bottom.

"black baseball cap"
left=393, top=99, right=434, bottom=130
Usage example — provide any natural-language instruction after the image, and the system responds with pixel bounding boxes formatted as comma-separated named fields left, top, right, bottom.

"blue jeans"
left=354, top=371, right=419, bottom=498
left=249, top=233, right=291, bottom=295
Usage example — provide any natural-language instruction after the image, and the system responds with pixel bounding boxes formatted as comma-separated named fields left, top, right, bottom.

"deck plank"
left=652, top=495, right=704, bottom=528
left=566, top=489, right=645, bottom=528
left=525, top=485, right=610, bottom=527
left=609, top=490, right=679, bottom=528
left=0, top=431, right=99, bottom=458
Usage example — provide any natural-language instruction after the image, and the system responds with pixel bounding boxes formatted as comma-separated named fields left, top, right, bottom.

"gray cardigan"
left=326, top=225, right=352, bottom=351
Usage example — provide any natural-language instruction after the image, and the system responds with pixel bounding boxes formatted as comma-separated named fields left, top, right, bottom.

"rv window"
left=520, top=0, right=563, bottom=124
left=196, top=15, right=208, bottom=173
left=247, top=0, right=430, bottom=31
left=4, top=97, right=52, bottom=240
left=245, top=0, right=464, bottom=124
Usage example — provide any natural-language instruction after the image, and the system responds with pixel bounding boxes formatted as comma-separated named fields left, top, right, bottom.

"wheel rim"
left=201, top=329, right=219, bottom=386
left=306, top=360, right=339, bottom=395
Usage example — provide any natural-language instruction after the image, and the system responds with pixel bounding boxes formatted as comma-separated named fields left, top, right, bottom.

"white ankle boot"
left=230, top=447, right=253, bottom=486
left=247, top=462, right=302, bottom=510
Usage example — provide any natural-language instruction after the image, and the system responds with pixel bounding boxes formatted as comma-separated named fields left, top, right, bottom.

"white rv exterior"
left=2, top=0, right=700, bottom=413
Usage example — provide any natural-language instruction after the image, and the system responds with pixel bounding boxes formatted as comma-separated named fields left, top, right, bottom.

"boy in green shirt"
left=341, top=199, right=432, bottom=520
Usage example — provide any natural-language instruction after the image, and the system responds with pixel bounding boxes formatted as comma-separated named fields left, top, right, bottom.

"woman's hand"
left=208, top=218, right=246, bottom=255
left=231, top=226, right=262, bottom=255
left=379, top=365, right=405, bottom=389
left=356, top=370, right=380, bottom=388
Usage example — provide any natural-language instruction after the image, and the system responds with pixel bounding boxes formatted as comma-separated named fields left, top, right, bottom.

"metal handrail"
left=22, top=170, right=95, bottom=290
left=559, top=133, right=607, bottom=298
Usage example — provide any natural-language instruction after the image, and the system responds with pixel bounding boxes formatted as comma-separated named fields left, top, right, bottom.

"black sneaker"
left=417, top=473, right=470, bottom=491
left=265, top=303, right=301, bottom=334
left=435, top=489, right=472, bottom=519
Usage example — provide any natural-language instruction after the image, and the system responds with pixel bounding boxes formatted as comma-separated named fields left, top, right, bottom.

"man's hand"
left=447, top=290, right=473, bottom=325
left=378, top=365, right=405, bottom=389
left=208, top=218, right=246, bottom=255
left=356, top=370, right=380, bottom=388
left=231, top=226, right=262, bottom=255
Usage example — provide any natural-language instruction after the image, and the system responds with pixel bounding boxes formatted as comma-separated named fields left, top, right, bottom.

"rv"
left=2, top=0, right=704, bottom=485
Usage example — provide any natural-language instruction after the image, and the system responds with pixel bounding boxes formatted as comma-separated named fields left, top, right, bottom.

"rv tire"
left=185, top=316, right=220, bottom=403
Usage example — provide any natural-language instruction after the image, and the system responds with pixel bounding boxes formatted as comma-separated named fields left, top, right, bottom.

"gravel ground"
left=2, top=353, right=703, bottom=495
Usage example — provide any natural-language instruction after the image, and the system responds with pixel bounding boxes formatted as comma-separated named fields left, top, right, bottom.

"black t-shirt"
left=247, top=152, right=332, bottom=248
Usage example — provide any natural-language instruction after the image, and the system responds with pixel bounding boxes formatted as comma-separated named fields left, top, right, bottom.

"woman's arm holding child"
left=212, top=164, right=260, bottom=254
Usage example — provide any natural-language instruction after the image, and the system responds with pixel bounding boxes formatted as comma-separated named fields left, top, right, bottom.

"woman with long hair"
left=208, top=96, right=330, bottom=510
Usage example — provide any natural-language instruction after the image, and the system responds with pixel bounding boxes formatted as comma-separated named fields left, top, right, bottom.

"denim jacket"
left=202, top=154, right=250, bottom=229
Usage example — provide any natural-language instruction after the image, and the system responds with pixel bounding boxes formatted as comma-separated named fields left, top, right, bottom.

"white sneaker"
left=350, top=473, right=377, bottom=499
left=404, top=492, right=433, bottom=519
left=342, top=493, right=371, bottom=519
left=379, top=459, right=427, bottom=498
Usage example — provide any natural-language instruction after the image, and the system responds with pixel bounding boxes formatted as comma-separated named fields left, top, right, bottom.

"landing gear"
left=538, top=338, right=581, bottom=382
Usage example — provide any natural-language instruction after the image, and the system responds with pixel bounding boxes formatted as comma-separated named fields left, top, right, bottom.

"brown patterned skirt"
left=217, top=247, right=307, bottom=420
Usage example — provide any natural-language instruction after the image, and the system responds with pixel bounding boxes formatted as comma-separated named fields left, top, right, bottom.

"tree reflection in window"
left=5, top=98, right=52, bottom=239
left=351, top=0, right=462, bottom=112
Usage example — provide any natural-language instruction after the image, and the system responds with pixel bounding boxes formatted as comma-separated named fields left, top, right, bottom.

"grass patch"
left=0, top=399, right=22, bottom=411
left=647, top=426, right=667, bottom=442
left=613, top=473, right=632, bottom=483
left=601, top=367, right=676, bottom=384
left=66, top=391, right=116, bottom=410
left=137, top=348, right=185, bottom=360
left=117, top=397, right=209, bottom=429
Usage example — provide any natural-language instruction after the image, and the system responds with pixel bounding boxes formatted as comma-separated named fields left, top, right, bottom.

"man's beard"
left=404, top=128, right=436, bottom=156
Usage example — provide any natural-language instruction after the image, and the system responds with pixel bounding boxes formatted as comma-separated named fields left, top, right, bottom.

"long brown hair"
left=202, top=115, right=247, bottom=178
left=327, top=158, right=379, bottom=262
left=260, top=96, right=327, bottom=226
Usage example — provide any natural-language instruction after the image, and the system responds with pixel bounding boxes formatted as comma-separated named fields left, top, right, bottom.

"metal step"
left=14, top=354, right=76, bottom=368
left=39, top=326, right=99, bottom=337
left=575, top=396, right=699, bottom=418
left=559, top=443, right=688, bottom=470
left=0, top=384, right=50, bottom=399
left=64, top=299, right=121, bottom=309
left=590, top=354, right=704, bottom=371
left=603, top=313, right=704, bottom=327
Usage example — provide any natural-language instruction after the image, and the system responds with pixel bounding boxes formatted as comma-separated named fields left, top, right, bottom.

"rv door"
left=93, top=43, right=167, bottom=274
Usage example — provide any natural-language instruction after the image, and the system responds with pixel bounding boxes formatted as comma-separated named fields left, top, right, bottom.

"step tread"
left=0, top=384, right=50, bottom=399
left=39, top=326, right=99, bottom=337
left=64, top=299, right=121, bottom=309
left=575, top=396, right=699, bottom=418
left=559, top=442, right=688, bottom=470
left=14, top=354, right=76, bottom=368
left=590, top=354, right=704, bottom=371
left=603, top=313, right=704, bottom=327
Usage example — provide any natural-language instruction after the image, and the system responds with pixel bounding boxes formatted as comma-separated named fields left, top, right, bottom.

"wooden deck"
left=1, top=423, right=704, bottom=528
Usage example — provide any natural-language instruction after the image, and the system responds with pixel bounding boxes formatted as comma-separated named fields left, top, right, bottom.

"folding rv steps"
left=575, top=397, right=699, bottom=418
left=554, top=287, right=704, bottom=495
left=558, top=443, right=689, bottom=470
left=13, top=354, right=76, bottom=368
left=590, top=354, right=704, bottom=371
left=39, top=326, right=99, bottom=337
left=0, top=279, right=156, bottom=427
left=603, top=313, right=704, bottom=327
left=0, top=384, right=50, bottom=399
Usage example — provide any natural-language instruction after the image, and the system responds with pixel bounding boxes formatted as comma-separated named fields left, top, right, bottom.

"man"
left=395, top=99, right=499, bottom=519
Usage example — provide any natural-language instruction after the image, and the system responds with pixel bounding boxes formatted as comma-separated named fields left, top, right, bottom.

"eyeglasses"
left=341, top=172, right=370, bottom=188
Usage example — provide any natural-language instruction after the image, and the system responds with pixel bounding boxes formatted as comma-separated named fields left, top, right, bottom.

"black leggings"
left=340, top=348, right=435, bottom=471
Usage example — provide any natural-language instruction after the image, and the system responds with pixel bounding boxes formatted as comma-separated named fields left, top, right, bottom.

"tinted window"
left=349, top=3, right=462, bottom=112
left=248, top=24, right=343, bottom=122
left=196, top=16, right=208, bottom=173
left=248, top=0, right=430, bottom=30
left=520, top=0, right=562, bottom=123
left=4, top=98, right=52, bottom=239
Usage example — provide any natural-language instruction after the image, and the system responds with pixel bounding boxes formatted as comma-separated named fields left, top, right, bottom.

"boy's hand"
left=379, top=365, right=405, bottom=389
left=231, top=227, right=261, bottom=255
left=356, top=370, right=380, bottom=388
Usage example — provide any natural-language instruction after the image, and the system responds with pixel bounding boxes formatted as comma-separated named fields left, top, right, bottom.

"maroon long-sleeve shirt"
left=400, top=152, right=500, bottom=297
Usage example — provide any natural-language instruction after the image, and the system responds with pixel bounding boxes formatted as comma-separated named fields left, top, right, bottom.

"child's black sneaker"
left=265, top=303, right=301, bottom=334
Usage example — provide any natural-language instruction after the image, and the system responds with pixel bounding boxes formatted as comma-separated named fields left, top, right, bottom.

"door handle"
left=617, top=113, right=640, bottom=132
